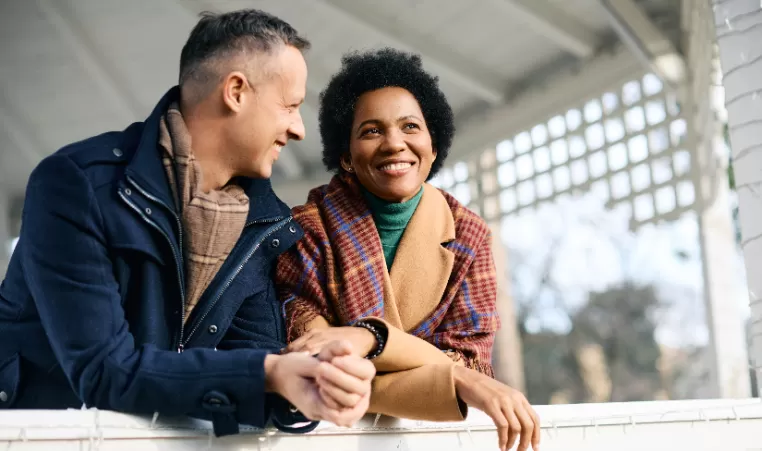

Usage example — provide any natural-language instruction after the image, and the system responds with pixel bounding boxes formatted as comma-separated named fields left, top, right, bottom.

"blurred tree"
left=569, top=284, right=663, bottom=402
left=520, top=283, right=665, bottom=404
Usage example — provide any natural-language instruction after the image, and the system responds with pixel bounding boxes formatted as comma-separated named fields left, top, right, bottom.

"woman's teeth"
left=379, top=162, right=412, bottom=171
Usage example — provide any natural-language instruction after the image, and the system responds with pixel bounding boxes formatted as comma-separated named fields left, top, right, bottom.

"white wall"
left=2, top=399, right=761, bottom=450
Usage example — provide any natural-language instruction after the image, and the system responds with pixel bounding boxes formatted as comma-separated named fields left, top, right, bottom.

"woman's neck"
left=361, top=186, right=424, bottom=230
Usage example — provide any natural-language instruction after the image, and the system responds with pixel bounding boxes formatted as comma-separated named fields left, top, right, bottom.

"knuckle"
left=492, top=414, right=509, bottom=428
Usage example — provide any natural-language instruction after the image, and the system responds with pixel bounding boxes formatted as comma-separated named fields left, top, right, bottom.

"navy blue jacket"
left=0, top=87, right=311, bottom=436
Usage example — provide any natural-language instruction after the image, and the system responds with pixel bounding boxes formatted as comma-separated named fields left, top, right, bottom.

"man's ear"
left=221, top=71, right=250, bottom=113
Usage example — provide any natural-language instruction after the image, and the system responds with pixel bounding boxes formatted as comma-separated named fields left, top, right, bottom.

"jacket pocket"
left=0, top=353, right=20, bottom=408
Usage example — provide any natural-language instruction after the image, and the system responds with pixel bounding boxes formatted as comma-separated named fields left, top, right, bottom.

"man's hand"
left=313, top=340, right=375, bottom=415
left=287, top=326, right=377, bottom=357
left=453, top=366, right=541, bottom=451
left=265, top=340, right=375, bottom=427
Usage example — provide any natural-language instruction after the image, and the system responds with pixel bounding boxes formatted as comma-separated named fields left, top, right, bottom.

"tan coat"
left=303, top=184, right=466, bottom=421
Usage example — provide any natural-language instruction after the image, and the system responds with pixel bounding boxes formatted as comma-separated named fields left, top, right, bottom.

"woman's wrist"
left=453, top=365, right=467, bottom=386
left=353, top=320, right=387, bottom=359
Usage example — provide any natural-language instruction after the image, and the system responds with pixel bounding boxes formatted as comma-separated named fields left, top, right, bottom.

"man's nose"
left=288, top=112, right=306, bottom=141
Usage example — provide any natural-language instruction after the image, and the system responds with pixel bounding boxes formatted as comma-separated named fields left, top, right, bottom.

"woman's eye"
left=361, top=127, right=380, bottom=136
left=404, top=123, right=419, bottom=130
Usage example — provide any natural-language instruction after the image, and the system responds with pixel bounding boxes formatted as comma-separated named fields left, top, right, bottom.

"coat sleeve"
left=19, top=154, right=271, bottom=432
left=365, top=231, right=500, bottom=377
left=216, top=276, right=287, bottom=352
left=368, top=364, right=465, bottom=421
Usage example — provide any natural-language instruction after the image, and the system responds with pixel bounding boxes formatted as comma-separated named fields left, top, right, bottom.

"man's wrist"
left=264, top=354, right=281, bottom=394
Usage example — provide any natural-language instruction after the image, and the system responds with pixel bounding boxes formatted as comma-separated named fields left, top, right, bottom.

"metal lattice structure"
left=433, top=73, right=698, bottom=233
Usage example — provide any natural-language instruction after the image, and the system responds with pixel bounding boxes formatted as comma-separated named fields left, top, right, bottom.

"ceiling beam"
left=495, top=0, right=599, bottom=58
left=34, top=0, right=142, bottom=122
left=600, top=0, right=686, bottom=88
left=316, top=0, right=507, bottom=104
left=448, top=46, right=643, bottom=162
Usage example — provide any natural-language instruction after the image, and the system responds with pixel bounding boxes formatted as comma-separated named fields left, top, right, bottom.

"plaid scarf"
left=158, top=104, right=250, bottom=322
left=276, top=174, right=499, bottom=376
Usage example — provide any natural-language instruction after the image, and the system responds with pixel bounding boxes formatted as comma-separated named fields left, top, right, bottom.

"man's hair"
left=319, top=48, right=455, bottom=180
left=179, top=9, right=310, bottom=89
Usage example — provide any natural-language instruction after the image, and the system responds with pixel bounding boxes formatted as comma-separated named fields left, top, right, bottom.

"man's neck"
left=181, top=107, right=237, bottom=193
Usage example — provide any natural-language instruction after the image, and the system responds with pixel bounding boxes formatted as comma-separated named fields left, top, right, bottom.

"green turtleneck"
left=361, top=186, right=424, bottom=270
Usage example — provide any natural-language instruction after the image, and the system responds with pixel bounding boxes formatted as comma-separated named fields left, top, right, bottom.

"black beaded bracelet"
left=354, top=320, right=386, bottom=360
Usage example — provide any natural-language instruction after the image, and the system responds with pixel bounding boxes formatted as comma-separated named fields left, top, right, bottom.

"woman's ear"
left=340, top=154, right=355, bottom=173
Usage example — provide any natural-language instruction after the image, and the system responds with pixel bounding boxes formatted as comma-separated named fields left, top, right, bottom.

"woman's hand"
left=287, top=326, right=377, bottom=357
left=453, top=366, right=541, bottom=451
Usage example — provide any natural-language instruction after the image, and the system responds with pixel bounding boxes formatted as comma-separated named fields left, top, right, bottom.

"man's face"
left=229, top=45, right=307, bottom=179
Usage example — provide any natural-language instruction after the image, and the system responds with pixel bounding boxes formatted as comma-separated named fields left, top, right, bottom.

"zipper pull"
left=177, top=344, right=184, bottom=353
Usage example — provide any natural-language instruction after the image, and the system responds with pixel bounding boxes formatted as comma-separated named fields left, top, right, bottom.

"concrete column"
left=489, top=221, right=526, bottom=392
left=697, top=163, right=752, bottom=398
left=712, top=0, right=762, bottom=396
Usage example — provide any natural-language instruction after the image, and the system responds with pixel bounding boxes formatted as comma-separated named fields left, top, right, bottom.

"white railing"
left=2, top=398, right=761, bottom=450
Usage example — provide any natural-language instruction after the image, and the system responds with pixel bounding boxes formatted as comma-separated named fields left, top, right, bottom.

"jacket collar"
left=124, top=86, right=291, bottom=222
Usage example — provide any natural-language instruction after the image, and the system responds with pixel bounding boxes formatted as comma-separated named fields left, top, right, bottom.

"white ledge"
left=2, top=398, right=762, bottom=450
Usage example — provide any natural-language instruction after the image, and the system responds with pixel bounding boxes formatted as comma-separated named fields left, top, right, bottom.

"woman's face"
left=345, top=87, right=436, bottom=203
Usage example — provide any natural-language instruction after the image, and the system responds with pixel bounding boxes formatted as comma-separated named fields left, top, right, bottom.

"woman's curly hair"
left=318, top=48, right=455, bottom=180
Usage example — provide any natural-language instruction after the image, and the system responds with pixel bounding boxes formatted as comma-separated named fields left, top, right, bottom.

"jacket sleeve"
left=216, top=276, right=286, bottom=352
left=19, top=155, right=270, bottom=433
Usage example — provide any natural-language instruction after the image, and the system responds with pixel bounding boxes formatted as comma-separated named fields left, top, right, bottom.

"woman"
left=276, top=48, right=540, bottom=451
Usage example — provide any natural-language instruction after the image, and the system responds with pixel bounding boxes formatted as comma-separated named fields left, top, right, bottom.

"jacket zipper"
left=179, top=216, right=293, bottom=349
left=121, top=176, right=187, bottom=352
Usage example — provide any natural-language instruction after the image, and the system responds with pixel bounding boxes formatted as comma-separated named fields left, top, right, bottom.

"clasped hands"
left=265, top=337, right=376, bottom=427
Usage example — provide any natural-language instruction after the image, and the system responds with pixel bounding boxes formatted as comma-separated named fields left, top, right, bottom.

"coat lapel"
left=322, top=176, right=455, bottom=333
left=387, top=184, right=456, bottom=332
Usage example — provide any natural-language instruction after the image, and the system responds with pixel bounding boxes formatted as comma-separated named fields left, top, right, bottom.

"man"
left=0, top=9, right=374, bottom=437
